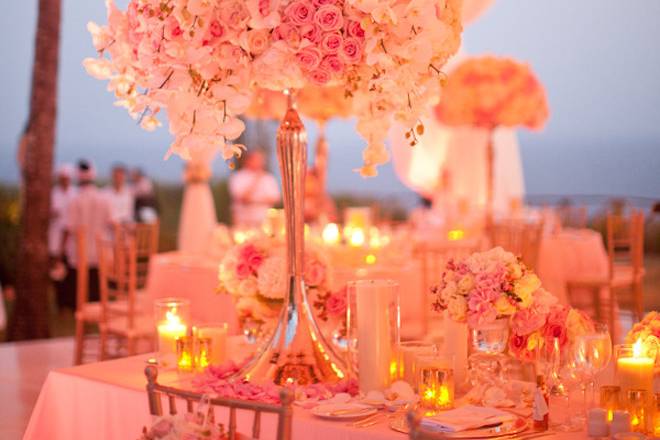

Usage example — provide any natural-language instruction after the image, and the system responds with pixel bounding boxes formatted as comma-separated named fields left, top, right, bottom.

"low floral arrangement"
left=625, top=311, right=660, bottom=370
left=218, top=237, right=331, bottom=327
left=84, top=0, right=462, bottom=176
left=435, top=56, right=549, bottom=131
left=432, top=247, right=594, bottom=361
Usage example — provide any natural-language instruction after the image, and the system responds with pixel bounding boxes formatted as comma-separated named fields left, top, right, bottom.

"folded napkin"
left=421, top=405, right=517, bottom=433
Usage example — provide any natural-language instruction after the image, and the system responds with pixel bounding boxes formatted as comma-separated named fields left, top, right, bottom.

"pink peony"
left=320, top=55, right=344, bottom=75
left=296, top=46, right=322, bottom=70
left=304, top=259, right=326, bottom=286
left=299, top=23, right=322, bottom=43
left=326, top=290, right=347, bottom=317
left=339, top=37, right=363, bottom=64
left=511, top=308, right=546, bottom=336
left=314, top=4, right=343, bottom=32
left=346, top=20, right=365, bottom=39
left=284, top=0, right=314, bottom=25
left=320, top=32, right=342, bottom=54
left=309, top=68, right=331, bottom=85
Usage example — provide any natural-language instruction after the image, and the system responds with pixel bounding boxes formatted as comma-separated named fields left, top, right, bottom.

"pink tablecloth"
left=25, top=341, right=592, bottom=440
left=146, top=252, right=239, bottom=334
left=536, top=228, right=609, bottom=305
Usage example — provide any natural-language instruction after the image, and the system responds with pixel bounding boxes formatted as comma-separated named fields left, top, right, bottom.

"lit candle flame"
left=633, top=338, right=643, bottom=358
left=322, top=223, right=340, bottom=244
left=349, top=229, right=365, bottom=247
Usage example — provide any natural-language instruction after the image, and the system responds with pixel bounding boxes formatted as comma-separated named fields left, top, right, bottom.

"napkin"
left=421, top=405, right=517, bottom=433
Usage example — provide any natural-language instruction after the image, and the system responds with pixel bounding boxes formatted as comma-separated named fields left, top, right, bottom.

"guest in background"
left=229, top=150, right=280, bottom=227
left=60, top=160, right=113, bottom=309
left=131, top=167, right=158, bottom=222
left=104, top=163, right=134, bottom=223
left=49, top=164, right=77, bottom=310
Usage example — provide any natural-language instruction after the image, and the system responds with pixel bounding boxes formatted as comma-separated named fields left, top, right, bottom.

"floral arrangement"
left=218, top=237, right=331, bottom=326
left=508, top=303, right=594, bottom=362
left=84, top=0, right=462, bottom=175
left=435, top=56, right=549, bottom=130
left=432, top=247, right=544, bottom=328
left=625, top=311, right=660, bottom=370
left=246, top=86, right=352, bottom=122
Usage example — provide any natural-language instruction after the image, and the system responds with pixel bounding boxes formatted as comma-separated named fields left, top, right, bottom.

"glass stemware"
left=572, top=323, right=613, bottom=417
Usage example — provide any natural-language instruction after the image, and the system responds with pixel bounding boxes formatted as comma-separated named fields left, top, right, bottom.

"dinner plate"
left=389, top=415, right=529, bottom=438
left=311, top=403, right=378, bottom=421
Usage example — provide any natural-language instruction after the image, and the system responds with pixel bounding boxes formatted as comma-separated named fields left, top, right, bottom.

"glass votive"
left=626, top=390, right=647, bottom=433
left=417, top=354, right=455, bottom=413
left=197, top=323, right=228, bottom=366
left=155, top=298, right=190, bottom=366
left=176, top=336, right=195, bottom=372
left=610, top=410, right=631, bottom=438
left=614, top=343, right=654, bottom=397
left=398, top=341, right=437, bottom=390
left=600, top=385, right=621, bottom=422
left=194, top=337, right=211, bottom=371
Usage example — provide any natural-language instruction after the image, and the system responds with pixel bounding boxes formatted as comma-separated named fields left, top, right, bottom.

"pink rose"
left=326, top=290, right=347, bottom=317
left=221, top=0, right=249, bottom=28
left=309, top=68, right=331, bottom=85
left=272, top=23, right=301, bottom=47
left=258, top=0, right=274, bottom=16
left=247, top=29, right=270, bottom=55
left=313, top=0, right=339, bottom=6
left=239, top=244, right=264, bottom=272
left=236, top=262, right=251, bottom=279
left=313, top=4, right=344, bottom=32
left=299, top=24, right=322, bottom=44
left=543, top=322, right=568, bottom=348
left=320, top=55, right=344, bottom=75
left=509, top=333, right=534, bottom=362
left=296, top=47, right=322, bottom=70
left=511, top=308, right=546, bottom=336
left=284, top=0, right=314, bottom=26
left=304, top=259, right=326, bottom=286
left=209, top=20, right=224, bottom=38
left=320, top=32, right=342, bottom=54
left=346, top=20, right=365, bottom=39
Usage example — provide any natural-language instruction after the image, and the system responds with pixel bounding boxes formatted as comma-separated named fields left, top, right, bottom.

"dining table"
left=24, top=337, right=599, bottom=440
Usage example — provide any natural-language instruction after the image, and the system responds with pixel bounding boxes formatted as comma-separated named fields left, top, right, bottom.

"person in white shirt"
left=229, top=150, right=281, bottom=227
left=49, top=164, right=77, bottom=310
left=60, top=160, right=113, bottom=309
left=130, top=167, right=158, bottom=222
left=104, top=164, right=134, bottom=224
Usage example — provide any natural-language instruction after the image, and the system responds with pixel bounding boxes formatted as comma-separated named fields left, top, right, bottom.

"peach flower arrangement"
left=435, top=56, right=549, bottom=130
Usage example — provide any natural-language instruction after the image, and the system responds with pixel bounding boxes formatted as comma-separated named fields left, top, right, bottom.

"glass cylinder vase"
left=155, top=298, right=190, bottom=367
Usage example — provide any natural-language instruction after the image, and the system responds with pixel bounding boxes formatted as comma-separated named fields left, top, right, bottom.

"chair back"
left=144, top=365, right=293, bottom=440
left=97, top=235, right=138, bottom=329
left=558, top=204, right=588, bottom=229
left=606, top=210, right=645, bottom=277
left=488, top=219, right=544, bottom=269
left=75, top=227, right=89, bottom=312
left=115, top=221, right=159, bottom=288
left=412, top=240, right=480, bottom=334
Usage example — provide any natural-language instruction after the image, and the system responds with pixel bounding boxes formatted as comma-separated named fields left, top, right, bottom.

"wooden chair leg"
left=99, top=326, right=107, bottom=361
left=74, top=318, right=85, bottom=365
left=608, top=287, right=617, bottom=343
left=633, top=281, right=644, bottom=322
left=127, top=336, right=136, bottom=356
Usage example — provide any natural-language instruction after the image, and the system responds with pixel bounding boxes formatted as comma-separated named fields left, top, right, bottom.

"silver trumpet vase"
left=237, top=94, right=347, bottom=385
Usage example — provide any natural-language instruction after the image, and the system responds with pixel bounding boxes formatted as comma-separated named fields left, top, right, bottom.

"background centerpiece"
left=85, top=0, right=463, bottom=384
left=435, top=56, right=549, bottom=224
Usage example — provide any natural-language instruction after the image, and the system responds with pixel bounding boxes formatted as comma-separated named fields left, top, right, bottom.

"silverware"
left=329, top=407, right=373, bottom=417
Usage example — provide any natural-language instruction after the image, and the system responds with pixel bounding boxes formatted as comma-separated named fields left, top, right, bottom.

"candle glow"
left=322, top=223, right=340, bottom=245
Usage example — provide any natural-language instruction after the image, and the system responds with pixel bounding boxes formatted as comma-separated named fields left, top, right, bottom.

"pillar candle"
left=198, top=325, right=228, bottom=366
left=441, top=312, right=468, bottom=387
left=356, top=281, right=394, bottom=392
left=157, top=313, right=187, bottom=358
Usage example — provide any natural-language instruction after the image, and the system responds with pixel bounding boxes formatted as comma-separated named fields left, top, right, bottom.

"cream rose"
left=514, top=273, right=541, bottom=307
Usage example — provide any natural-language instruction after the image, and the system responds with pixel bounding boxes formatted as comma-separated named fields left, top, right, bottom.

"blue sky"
left=1, top=0, right=659, bottom=200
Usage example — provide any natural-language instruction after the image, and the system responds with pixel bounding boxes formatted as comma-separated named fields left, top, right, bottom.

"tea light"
left=417, top=355, right=454, bottom=412
left=176, top=337, right=195, bottom=372
left=348, top=228, right=365, bottom=247
left=322, top=223, right=340, bottom=245
left=197, top=324, right=228, bottom=366
left=587, top=408, right=609, bottom=437
left=398, top=341, right=437, bottom=390
left=610, top=410, right=632, bottom=438
left=600, top=385, right=621, bottom=422
left=627, top=390, right=647, bottom=433
left=195, top=337, right=211, bottom=370
left=447, top=229, right=465, bottom=241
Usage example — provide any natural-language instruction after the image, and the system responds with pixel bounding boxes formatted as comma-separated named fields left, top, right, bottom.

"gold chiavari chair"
left=144, top=365, right=294, bottom=440
left=566, top=210, right=645, bottom=339
left=558, top=204, right=588, bottom=229
left=73, top=227, right=104, bottom=365
left=114, top=221, right=159, bottom=289
left=412, top=239, right=481, bottom=336
left=488, top=219, right=545, bottom=270
left=97, top=236, right=154, bottom=359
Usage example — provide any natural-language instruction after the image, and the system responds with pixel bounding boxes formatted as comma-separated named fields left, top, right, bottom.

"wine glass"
left=571, top=323, right=612, bottom=417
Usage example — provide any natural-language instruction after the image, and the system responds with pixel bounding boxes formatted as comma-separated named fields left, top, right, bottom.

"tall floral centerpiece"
left=435, top=56, right=549, bottom=224
left=85, top=0, right=463, bottom=384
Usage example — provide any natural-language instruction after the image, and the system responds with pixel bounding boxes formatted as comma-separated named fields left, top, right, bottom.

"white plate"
left=390, top=415, right=529, bottom=438
left=311, top=403, right=378, bottom=420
